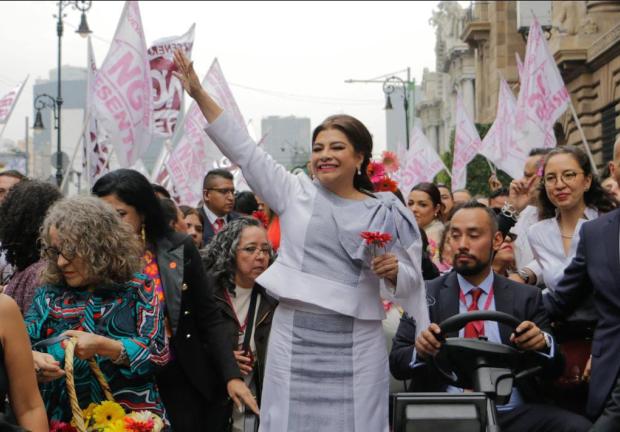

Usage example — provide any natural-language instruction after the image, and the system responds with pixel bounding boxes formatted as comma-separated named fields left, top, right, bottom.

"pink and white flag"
left=513, top=15, right=569, bottom=152
left=480, top=78, right=526, bottom=179
left=148, top=24, right=195, bottom=137
left=0, top=77, right=27, bottom=124
left=93, top=1, right=152, bottom=168
left=167, top=58, right=248, bottom=205
left=394, top=126, right=447, bottom=195
left=83, top=37, right=111, bottom=185
left=452, top=94, right=482, bottom=190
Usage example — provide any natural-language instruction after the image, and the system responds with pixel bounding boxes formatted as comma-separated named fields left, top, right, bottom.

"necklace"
left=560, top=233, right=574, bottom=239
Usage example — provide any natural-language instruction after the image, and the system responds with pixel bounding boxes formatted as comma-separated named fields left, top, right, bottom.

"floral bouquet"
left=366, top=151, right=400, bottom=193
left=50, top=402, right=163, bottom=432
left=360, top=231, right=393, bottom=258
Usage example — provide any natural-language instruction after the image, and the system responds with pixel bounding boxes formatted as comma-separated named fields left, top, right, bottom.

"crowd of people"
left=0, top=48, right=616, bottom=432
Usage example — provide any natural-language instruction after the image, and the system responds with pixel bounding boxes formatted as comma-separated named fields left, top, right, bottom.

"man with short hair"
left=390, top=201, right=591, bottom=432
left=198, top=169, right=239, bottom=245
left=489, top=187, right=509, bottom=211
left=452, top=188, right=472, bottom=206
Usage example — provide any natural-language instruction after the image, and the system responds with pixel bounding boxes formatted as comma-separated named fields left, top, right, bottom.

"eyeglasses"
left=502, top=233, right=518, bottom=243
left=43, top=246, right=76, bottom=262
left=543, top=170, right=584, bottom=187
left=238, top=245, right=272, bottom=257
left=205, top=188, right=235, bottom=196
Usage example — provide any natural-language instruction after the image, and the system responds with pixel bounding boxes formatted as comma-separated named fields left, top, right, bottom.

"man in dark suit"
left=198, top=169, right=240, bottom=245
left=544, top=205, right=620, bottom=431
left=390, top=201, right=591, bottom=432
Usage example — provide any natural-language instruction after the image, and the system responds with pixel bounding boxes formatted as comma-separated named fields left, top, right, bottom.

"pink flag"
left=480, top=78, right=526, bottom=179
left=83, top=37, right=111, bottom=185
left=0, top=77, right=27, bottom=124
left=395, top=126, right=447, bottom=195
left=452, top=95, right=482, bottom=190
left=166, top=59, right=248, bottom=205
left=513, top=15, right=569, bottom=152
left=148, top=24, right=195, bottom=137
left=515, top=52, right=524, bottom=82
left=93, top=1, right=152, bottom=168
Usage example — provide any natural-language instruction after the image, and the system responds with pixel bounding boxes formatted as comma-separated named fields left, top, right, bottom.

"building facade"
left=261, top=115, right=311, bottom=170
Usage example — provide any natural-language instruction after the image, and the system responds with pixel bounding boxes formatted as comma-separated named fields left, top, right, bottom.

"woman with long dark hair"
left=92, top=169, right=256, bottom=432
left=174, top=50, right=427, bottom=431
left=408, top=182, right=445, bottom=264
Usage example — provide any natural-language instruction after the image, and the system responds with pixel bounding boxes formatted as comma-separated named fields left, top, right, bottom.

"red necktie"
left=464, top=288, right=484, bottom=338
left=214, top=218, right=225, bottom=234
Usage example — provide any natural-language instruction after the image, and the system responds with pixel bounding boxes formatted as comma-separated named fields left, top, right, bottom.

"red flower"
left=252, top=210, right=269, bottom=228
left=373, top=175, right=399, bottom=193
left=125, top=417, right=155, bottom=432
left=50, top=421, right=78, bottom=432
left=366, top=161, right=386, bottom=183
left=360, top=231, right=393, bottom=249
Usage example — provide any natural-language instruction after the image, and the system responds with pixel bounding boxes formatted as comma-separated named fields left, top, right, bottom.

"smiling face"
left=234, top=226, right=271, bottom=288
left=311, top=128, right=363, bottom=193
left=408, top=190, right=439, bottom=229
left=543, top=153, right=591, bottom=213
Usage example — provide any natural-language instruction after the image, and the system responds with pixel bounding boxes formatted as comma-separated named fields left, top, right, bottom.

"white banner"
left=167, top=58, right=248, bottom=205
left=513, top=15, right=568, bottom=152
left=148, top=24, right=195, bottom=137
left=93, top=0, right=152, bottom=168
left=0, top=77, right=27, bottom=124
left=452, top=94, right=482, bottom=190
left=394, top=126, right=447, bottom=195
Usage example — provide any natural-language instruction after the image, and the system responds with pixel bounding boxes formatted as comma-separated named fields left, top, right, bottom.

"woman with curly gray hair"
left=25, top=196, right=169, bottom=424
left=202, top=217, right=277, bottom=431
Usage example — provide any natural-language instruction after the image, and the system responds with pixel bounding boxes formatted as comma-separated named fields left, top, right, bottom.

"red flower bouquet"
left=361, top=231, right=393, bottom=257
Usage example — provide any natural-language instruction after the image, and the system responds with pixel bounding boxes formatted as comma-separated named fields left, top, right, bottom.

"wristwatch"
left=517, top=268, right=531, bottom=284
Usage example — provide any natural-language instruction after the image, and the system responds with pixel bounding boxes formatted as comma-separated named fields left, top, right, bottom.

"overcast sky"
left=0, top=1, right=468, bottom=155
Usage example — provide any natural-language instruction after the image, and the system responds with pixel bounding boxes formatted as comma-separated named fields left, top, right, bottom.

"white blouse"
left=205, top=112, right=429, bottom=329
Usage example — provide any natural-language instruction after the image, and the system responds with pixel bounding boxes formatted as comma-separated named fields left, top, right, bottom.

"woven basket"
left=64, top=337, right=114, bottom=432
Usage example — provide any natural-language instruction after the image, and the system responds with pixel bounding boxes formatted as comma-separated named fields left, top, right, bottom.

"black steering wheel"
left=429, top=311, right=546, bottom=390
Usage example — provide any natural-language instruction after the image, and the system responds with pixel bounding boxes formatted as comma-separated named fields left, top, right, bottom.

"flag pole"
left=568, top=101, right=598, bottom=175
left=60, top=115, right=90, bottom=192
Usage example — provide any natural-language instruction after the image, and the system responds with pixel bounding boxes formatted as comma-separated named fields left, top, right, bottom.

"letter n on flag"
left=93, top=0, right=152, bottom=168
left=451, top=95, right=482, bottom=190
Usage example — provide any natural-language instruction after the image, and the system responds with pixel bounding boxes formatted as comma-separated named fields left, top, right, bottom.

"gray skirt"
left=259, top=301, right=389, bottom=432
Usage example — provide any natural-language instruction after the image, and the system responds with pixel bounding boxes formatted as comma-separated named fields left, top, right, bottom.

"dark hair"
left=452, top=200, right=499, bottom=233
left=180, top=205, right=205, bottom=226
left=152, top=183, right=171, bottom=199
left=203, top=169, right=234, bottom=189
left=411, top=182, right=443, bottom=219
left=160, top=198, right=179, bottom=228
left=529, top=148, right=551, bottom=157
left=92, top=169, right=170, bottom=244
left=312, top=114, right=374, bottom=192
left=436, top=183, right=453, bottom=198
left=234, top=191, right=259, bottom=215
left=391, top=189, right=405, bottom=206
left=600, top=164, right=613, bottom=180
left=0, top=170, right=26, bottom=181
left=489, top=187, right=509, bottom=200
left=537, top=146, right=617, bottom=220
left=0, top=180, right=62, bottom=270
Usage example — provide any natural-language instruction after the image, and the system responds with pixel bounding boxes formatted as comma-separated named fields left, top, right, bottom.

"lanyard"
left=459, top=286, right=494, bottom=311
left=224, top=288, right=259, bottom=352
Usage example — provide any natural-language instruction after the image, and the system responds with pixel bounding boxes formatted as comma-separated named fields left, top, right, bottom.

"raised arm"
left=173, top=50, right=299, bottom=215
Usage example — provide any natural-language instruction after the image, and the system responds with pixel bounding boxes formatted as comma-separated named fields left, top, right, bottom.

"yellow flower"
left=104, top=419, right=127, bottom=432
left=83, top=402, right=98, bottom=421
left=92, top=401, right=125, bottom=428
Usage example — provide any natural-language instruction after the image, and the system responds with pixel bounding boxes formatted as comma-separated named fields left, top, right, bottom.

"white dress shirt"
left=511, top=205, right=543, bottom=284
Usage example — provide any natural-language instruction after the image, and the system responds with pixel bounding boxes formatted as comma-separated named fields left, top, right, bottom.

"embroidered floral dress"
left=25, top=273, right=170, bottom=422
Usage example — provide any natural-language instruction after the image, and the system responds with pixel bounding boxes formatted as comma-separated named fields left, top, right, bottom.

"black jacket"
left=197, top=208, right=241, bottom=245
left=390, top=271, right=562, bottom=402
left=212, top=281, right=278, bottom=401
left=544, top=208, right=620, bottom=418
left=155, top=231, right=241, bottom=401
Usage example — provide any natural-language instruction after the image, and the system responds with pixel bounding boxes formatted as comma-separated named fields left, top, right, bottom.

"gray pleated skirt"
left=259, top=301, right=389, bottom=432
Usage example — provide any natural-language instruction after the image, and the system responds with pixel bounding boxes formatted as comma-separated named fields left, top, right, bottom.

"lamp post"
left=345, top=68, right=415, bottom=149
left=33, top=1, right=92, bottom=187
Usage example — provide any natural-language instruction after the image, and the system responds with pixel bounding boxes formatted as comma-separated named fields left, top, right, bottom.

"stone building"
left=463, top=0, right=620, bottom=166
left=416, top=1, right=476, bottom=154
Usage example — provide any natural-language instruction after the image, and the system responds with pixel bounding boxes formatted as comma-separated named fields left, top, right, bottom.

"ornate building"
left=463, top=1, right=620, bottom=166
left=416, top=1, right=476, bottom=154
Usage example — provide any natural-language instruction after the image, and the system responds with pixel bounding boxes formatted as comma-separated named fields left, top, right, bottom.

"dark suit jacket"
left=390, top=271, right=562, bottom=402
left=197, top=207, right=241, bottom=245
left=544, top=208, right=620, bottom=418
left=155, top=231, right=241, bottom=402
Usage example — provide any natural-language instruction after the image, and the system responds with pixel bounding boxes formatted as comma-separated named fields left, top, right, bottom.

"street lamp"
left=33, top=1, right=92, bottom=187
left=345, top=68, right=415, bottom=149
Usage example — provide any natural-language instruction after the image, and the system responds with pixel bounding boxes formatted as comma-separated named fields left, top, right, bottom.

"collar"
left=456, top=270, right=494, bottom=295
left=203, top=204, right=226, bottom=225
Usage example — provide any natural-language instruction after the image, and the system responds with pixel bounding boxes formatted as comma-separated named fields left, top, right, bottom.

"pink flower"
left=381, top=151, right=400, bottom=173
left=366, top=161, right=386, bottom=183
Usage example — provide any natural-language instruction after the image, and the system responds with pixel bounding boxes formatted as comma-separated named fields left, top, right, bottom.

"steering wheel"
left=428, top=311, right=546, bottom=389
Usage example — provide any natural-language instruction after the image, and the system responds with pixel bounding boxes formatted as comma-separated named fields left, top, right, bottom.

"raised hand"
left=173, top=49, right=204, bottom=99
